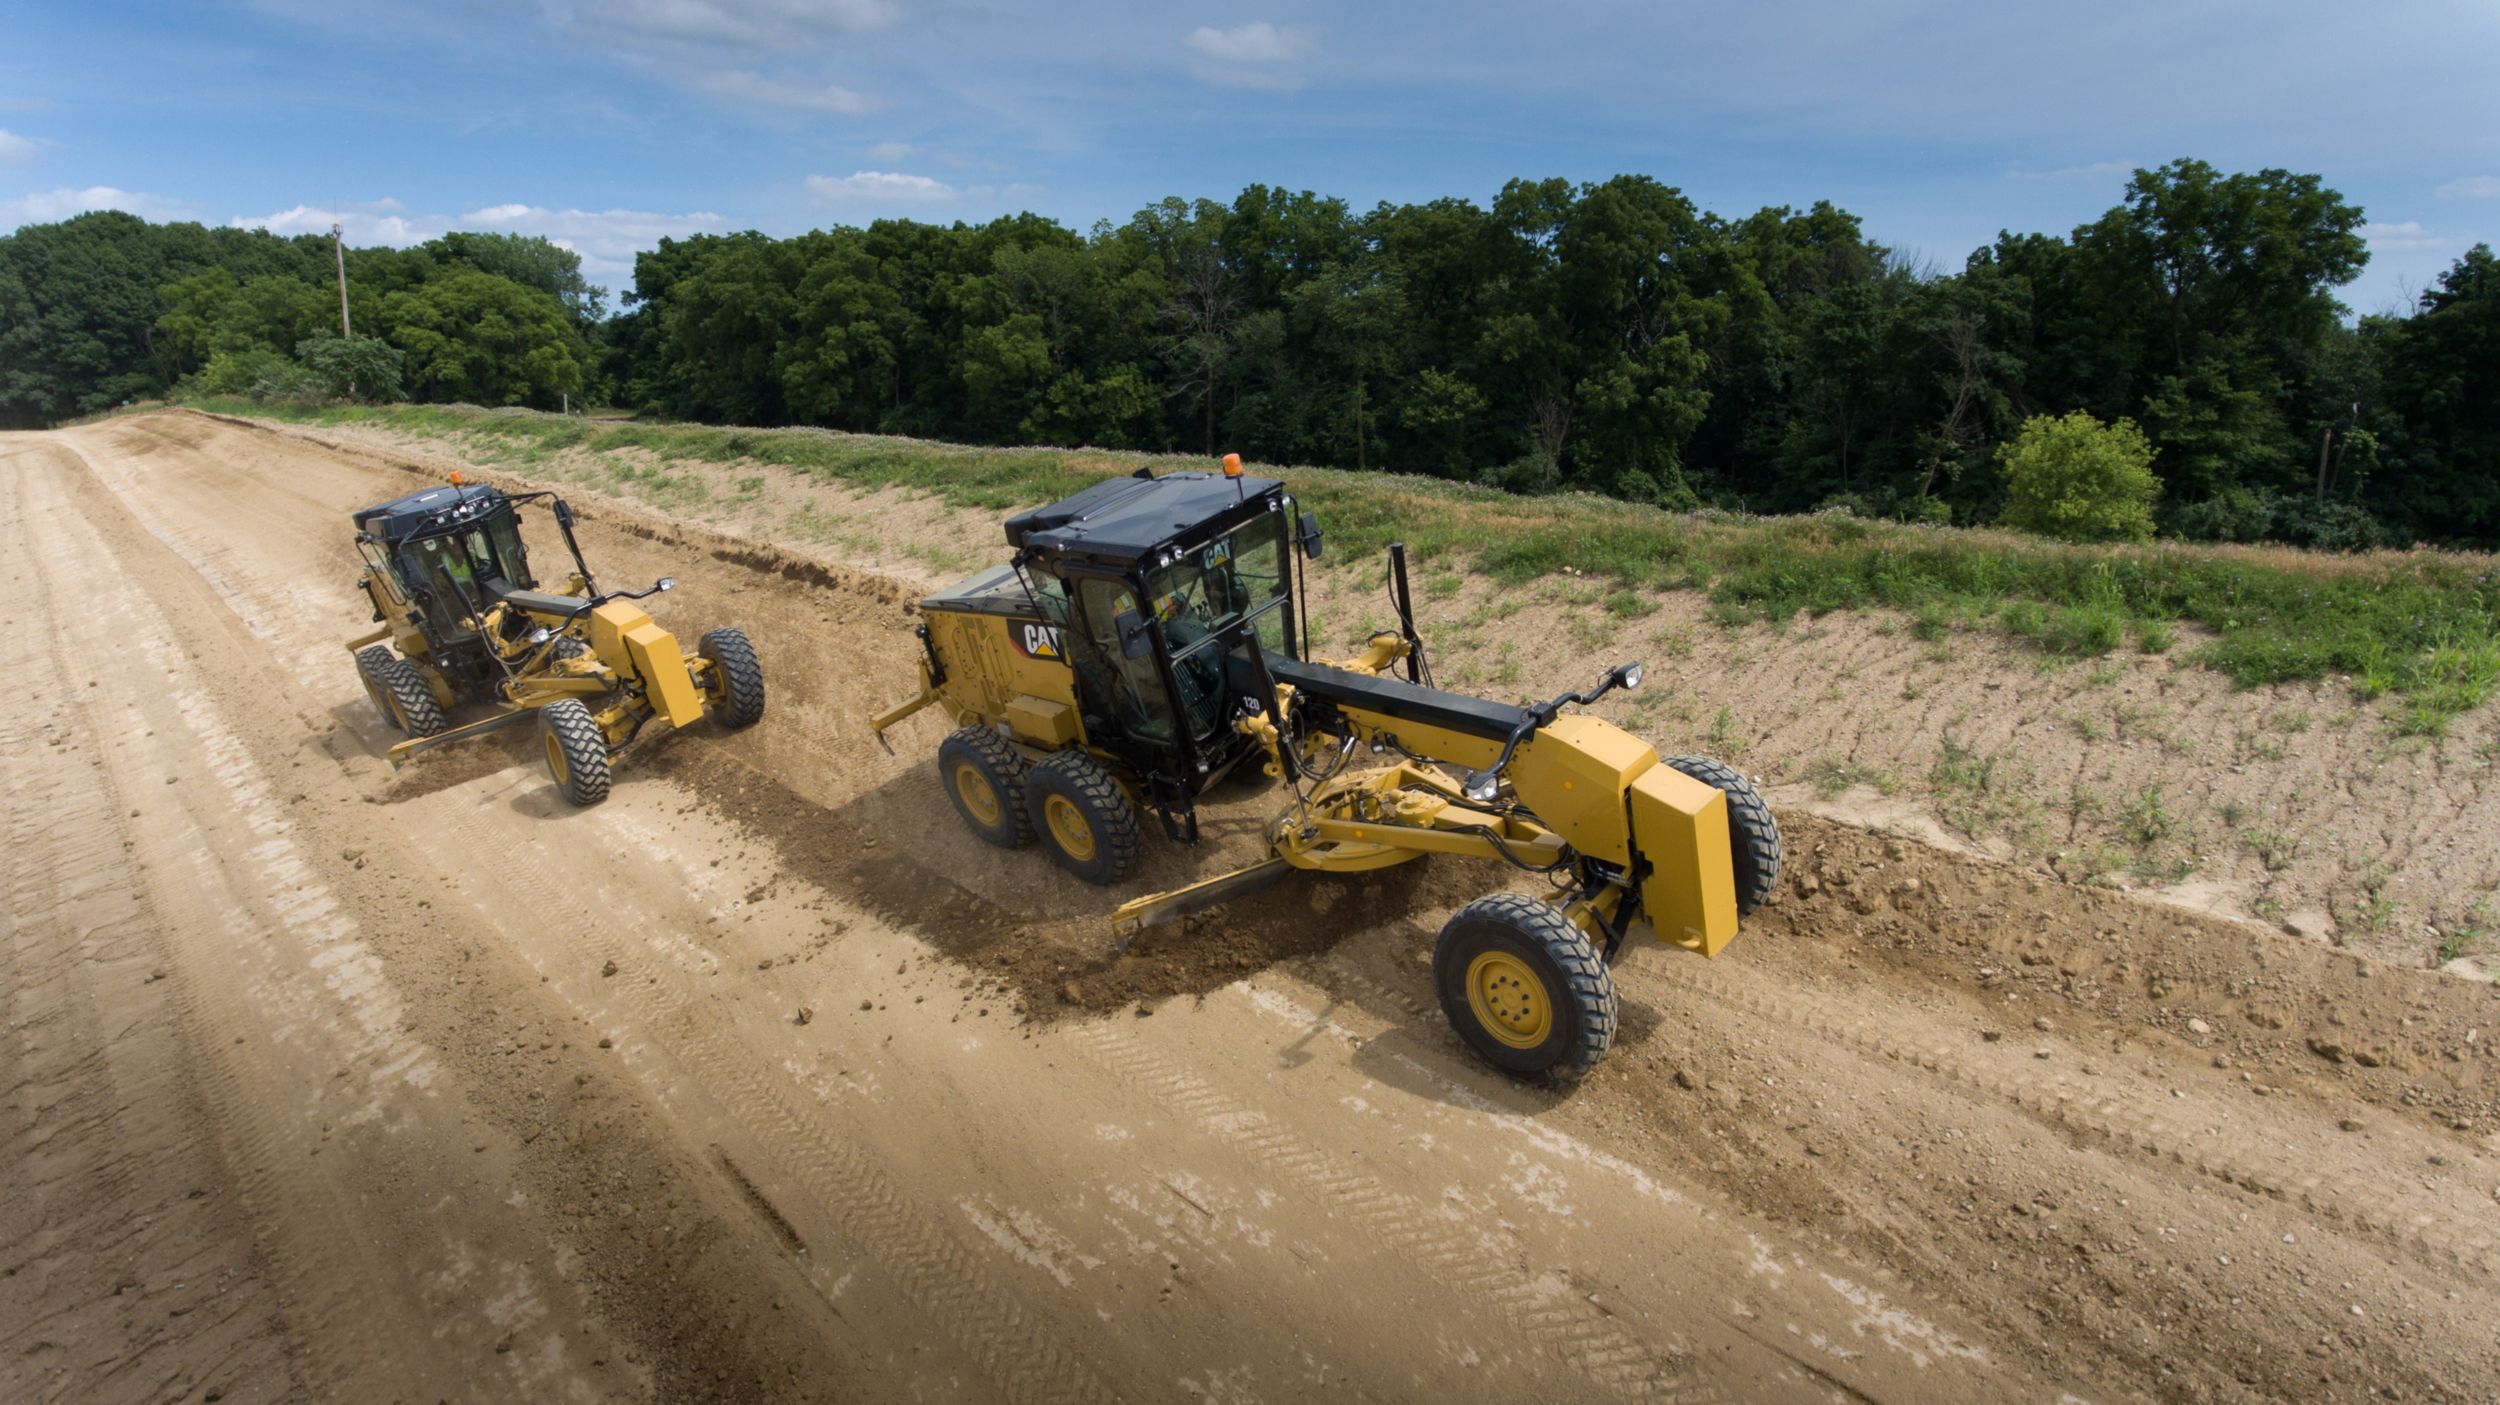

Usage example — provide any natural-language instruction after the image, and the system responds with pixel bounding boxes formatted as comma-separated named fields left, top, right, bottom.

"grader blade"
left=382, top=706, right=537, bottom=767
left=1110, top=857, right=1293, bottom=947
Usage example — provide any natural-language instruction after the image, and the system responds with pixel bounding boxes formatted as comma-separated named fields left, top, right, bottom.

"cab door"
left=1064, top=574, right=1184, bottom=765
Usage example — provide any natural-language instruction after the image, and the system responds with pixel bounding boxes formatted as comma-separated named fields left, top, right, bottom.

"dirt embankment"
left=278, top=411, right=2500, bottom=976
left=4, top=408, right=2496, bottom=1405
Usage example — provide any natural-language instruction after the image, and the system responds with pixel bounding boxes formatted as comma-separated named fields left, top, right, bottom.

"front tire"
left=1024, top=751, right=1141, bottom=885
left=1432, top=893, right=1616, bottom=1082
left=359, top=646, right=447, bottom=737
left=698, top=628, right=766, bottom=729
left=541, top=698, right=612, bottom=806
left=939, top=727, right=1031, bottom=848
left=1664, top=755, right=1783, bottom=915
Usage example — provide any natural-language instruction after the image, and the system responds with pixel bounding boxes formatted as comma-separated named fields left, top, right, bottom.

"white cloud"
left=687, top=68, right=880, bottom=113
left=1183, top=21, right=1308, bottom=63
left=2435, top=175, right=2500, bottom=200
left=558, top=0, right=899, bottom=49
left=228, top=199, right=725, bottom=285
left=805, top=169, right=955, bottom=202
left=0, top=128, right=50, bottom=163
left=2007, top=160, right=2137, bottom=182
left=3, top=185, right=193, bottom=226
left=2358, top=219, right=2453, bottom=253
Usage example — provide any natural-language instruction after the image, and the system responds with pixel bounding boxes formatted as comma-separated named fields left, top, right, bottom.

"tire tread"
left=939, top=726, right=1032, bottom=847
left=1664, top=754, right=1783, bottom=916
left=1433, top=892, right=1617, bottom=1082
left=699, top=628, right=766, bottom=728
left=361, top=648, right=447, bottom=737
left=1025, top=751, right=1142, bottom=884
left=542, top=698, right=612, bottom=806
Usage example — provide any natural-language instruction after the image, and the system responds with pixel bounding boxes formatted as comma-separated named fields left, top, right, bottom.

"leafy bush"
left=1997, top=412, right=2159, bottom=543
left=183, top=347, right=294, bottom=399
left=2172, top=485, right=2388, bottom=551
left=296, top=332, right=406, bottom=404
left=2272, top=495, right=2388, bottom=552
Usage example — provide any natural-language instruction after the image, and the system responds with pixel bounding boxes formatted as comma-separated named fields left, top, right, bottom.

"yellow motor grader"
left=875, top=457, right=1779, bottom=1081
left=343, top=475, right=764, bottom=805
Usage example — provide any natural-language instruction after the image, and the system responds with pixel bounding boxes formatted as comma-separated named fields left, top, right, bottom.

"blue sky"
left=4, top=0, right=2495, bottom=312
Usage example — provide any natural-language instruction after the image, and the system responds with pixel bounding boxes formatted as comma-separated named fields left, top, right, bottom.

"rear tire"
left=359, top=646, right=447, bottom=737
left=1664, top=755, right=1783, bottom=916
left=1432, top=893, right=1616, bottom=1082
left=698, top=628, right=766, bottom=729
left=541, top=698, right=612, bottom=806
left=938, top=727, right=1031, bottom=848
left=1024, top=751, right=1141, bottom=885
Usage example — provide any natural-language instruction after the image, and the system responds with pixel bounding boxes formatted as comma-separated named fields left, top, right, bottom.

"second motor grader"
left=874, top=456, right=1780, bottom=1081
left=344, top=475, right=765, bottom=806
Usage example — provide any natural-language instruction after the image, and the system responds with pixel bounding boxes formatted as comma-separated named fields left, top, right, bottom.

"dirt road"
left=4, top=411, right=2496, bottom=1403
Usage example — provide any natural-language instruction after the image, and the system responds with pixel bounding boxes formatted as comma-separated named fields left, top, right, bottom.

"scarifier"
left=343, top=474, right=766, bottom=805
left=875, top=454, right=1780, bottom=1081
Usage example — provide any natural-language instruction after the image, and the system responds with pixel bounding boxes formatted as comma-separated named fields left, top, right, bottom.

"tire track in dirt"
left=10, top=454, right=424, bottom=1400
left=439, top=803, right=1108, bottom=1405
left=0, top=708, right=300, bottom=1405
left=1061, top=1021, right=1726, bottom=1403
left=62, top=418, right=1087, bottom=1402
left=1663, top=958, right=2500, bottom=1279
left=39, top=410, right=2500, bottom=1402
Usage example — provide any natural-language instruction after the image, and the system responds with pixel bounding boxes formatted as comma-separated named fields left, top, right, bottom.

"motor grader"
left=343, top=474, right=765, bottom=805
left=874, top=456, right=1780, bottom=1081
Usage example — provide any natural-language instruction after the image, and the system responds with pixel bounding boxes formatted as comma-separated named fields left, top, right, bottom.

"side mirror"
left=553, top=499, right=575, bottom=529
left=1297, top=510, right=1324, bottom=560
left=1114, top=608, right=1154, bottom=661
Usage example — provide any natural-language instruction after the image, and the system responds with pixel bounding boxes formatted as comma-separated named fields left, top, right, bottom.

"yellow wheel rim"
left=1465, top=951, right=1551, bottom=1049
left=544, top=729, right=569, bottom=784
left=1043, top=793, right=1096, bottom=862
left=953, top=762, right=1002, bottom=826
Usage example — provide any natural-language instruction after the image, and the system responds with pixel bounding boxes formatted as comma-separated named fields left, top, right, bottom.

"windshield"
left=1146, top=512, right=1291, bottom=665
left=402, top=506, right=533, bottom=635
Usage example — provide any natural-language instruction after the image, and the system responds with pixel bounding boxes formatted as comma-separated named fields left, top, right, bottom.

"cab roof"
left=1005, top=470, right=1284, bottom=567
left=352, top=482, right=512, bottom=544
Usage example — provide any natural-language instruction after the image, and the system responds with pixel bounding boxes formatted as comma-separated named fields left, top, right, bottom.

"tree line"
left=3, top=159, right=2493, bottom=546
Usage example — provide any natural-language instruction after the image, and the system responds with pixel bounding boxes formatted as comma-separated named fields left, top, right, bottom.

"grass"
left=1929, top=735, right=2037, bottom=843
left=2437, top=896, right=2493, bottom=964
left=1804, top=757, right=1902, bottom=798
left=2119, top=783, right=2173, bottom=846
left=191, top=396, right=2500, bottom=731
left=2241, top=827, right=2300, bottom=872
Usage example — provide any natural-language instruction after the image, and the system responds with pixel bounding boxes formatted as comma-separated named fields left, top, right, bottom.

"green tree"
left=378, top=269, right=586, bottom=407
left=1997, top=412, right=2159, bottom=542
left=296, top=331, right=406, bottom=403
left=426, top=232, right=605, bottom=325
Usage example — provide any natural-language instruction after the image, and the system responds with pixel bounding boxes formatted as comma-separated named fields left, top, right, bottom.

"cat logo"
left=1015, top=622, right=1065, bottom=660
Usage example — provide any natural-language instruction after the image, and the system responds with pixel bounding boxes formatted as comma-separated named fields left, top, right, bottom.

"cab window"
left=1073, top=577, right=1175, bottom=744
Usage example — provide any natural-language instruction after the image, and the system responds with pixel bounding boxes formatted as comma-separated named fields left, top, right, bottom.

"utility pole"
left=332, top=221, right=356, bottom=399
left=331, top=222, right=351, bottom=337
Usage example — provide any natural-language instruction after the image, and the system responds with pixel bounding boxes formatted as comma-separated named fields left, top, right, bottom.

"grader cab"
left=875, top=457, right=1782, bottom=1082
left=344, top=476, right=765, bottom=805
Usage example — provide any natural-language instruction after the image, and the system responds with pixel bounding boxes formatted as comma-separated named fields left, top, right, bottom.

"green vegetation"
left=2437, top=896, right=2493, bottom=964
left=8, top=160, right=2499, bottom=560
left=176, top=396, right=2500, bottom=729
left=2119, top=784, right=2174, bottom=846
left=1997, top=412, right=2160, bottom=543
left=1804, top=757, right=1902, bottom=798
left=1928, top=735, right=2037, bottom=842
